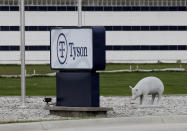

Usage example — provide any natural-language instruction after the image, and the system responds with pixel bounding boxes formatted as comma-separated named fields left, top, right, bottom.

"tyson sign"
left=50, top=27, right=106, bottom=70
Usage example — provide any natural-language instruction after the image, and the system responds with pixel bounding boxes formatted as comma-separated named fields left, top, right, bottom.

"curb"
left=0, top=115, right=187, bottom=131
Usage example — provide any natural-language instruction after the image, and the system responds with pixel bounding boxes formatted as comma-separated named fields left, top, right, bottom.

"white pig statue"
left=129, top=76, right=164, bottom=105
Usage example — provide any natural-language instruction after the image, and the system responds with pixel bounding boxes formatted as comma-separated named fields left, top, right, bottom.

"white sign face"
left=51, top=28, right=93, bottom=69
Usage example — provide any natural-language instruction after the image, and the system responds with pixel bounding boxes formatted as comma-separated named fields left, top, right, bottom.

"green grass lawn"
left=0, top=71, right=186, bottom=96
left=100, top=72, right=187, bottom=96
left=0, top=65, right=55, bottom=75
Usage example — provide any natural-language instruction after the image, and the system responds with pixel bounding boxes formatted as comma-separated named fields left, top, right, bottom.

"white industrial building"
left=0, top=0, right=187, bottom=64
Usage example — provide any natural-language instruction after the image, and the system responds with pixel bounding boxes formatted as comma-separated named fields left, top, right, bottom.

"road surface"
left=1, top=115, right=187, bottom=131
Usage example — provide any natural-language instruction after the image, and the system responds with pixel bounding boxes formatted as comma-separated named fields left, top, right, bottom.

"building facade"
left=0, top=0, right=187, bottom=64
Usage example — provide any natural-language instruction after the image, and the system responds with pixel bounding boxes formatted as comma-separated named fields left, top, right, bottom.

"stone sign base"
left=45, top=105, right=112, bottom=117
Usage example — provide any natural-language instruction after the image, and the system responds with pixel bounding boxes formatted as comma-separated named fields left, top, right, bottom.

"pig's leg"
left=151, top=94, right=156, bottom=105
left=140, top=95, right=143, bottom=105
left=142, top=94, right=148, bottom=105
left=157, top=93, right=162, bottom=104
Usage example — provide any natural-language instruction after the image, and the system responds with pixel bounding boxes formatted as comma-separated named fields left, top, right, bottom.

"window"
left=108, top=0, right=112, bottom=6
left=92, top=0, right=97, bottom=6
left=14, top=0, right=19, bottom=5
left=168, top=0, right=172, bottom=6
left=126, top=0, right=131, bottom=6
left=47, top=0, right=52, bottom=5
left=38, top=0, right=42, bottom=5
left=117, top=0, right=121, bottom=6
left=42, top=0, right=47, bottom=5
left=33, top=0, right=37, bottom=5
left=71, top=0, right=77, bottom=6
left=134, top=0, right=139, bottom=6
left=52, top=0, right=57, bottom=5
left=98, top=0, right=103, bottom=6
left=171, top=0, right=176, bottom=6
left=27, top=0, right=33, bottom=5
left=88, top=0, right=94, bottom=6
left=0, top=0, right=3, bottom=5
left=66, top=0, right=71, bottom=6
left=163, top=0, right=167, bottom=6
left=181, top=0, right=185, bottom=6
left=61, top=0, right=66, bottom=5
left=145, top=0, right=149, bottom=6
left=103, top=0, right=108, bottom=6
left=121, top=0, right=126, bottom=6
left=158, top=0, right=162, bottom=6
left=149, top=0, right=154, bottom=6
left=130, top=0, right=135, bottom=6
left=8, top=0, right=14, bottom=5
left=153, top=0, right=158, bottom=6
left=113, top=0, right=118, bottom=6
left=4, top=0, right=9, bottom=5
left=177, top=0, right=181, bottom=6
left=56, top=0, right=60, bottom=5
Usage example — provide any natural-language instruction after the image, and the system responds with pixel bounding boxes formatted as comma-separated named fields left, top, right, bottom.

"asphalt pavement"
left=45, top=123, right=187, bottom=131
left=0, top=115, right=187, bottom=131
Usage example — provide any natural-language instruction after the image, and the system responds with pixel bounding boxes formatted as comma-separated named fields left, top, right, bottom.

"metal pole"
left=78, top=0, right=82, bottom=27
left=20, top=0, right=26, bottom=106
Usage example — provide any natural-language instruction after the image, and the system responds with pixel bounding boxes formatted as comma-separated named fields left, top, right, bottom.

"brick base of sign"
left=45, top=106, right=112, bottom=117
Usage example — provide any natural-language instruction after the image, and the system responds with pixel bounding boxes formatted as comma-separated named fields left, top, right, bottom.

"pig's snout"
left=130, top=96, right=136, bottom=104
left=131, top=96, right=136, bottom=100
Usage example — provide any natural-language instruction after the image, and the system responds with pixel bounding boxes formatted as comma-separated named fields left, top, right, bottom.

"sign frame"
left=50, top=26, right=106, bottom=71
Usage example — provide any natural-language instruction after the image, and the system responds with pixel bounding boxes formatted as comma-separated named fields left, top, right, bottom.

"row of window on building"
left=1, top=6, right=187, bottom=11
left=0, top=0, right=187, bottom=7
left=1, top=26, right=187, bottom=31
left=0, top=45, right=186, bottom=51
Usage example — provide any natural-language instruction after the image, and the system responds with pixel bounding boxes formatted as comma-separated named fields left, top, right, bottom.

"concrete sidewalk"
left=0, top=115, right=187, bottom=131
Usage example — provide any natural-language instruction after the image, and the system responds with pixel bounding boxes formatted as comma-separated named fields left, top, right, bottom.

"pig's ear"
left=129, top=85, right=133, bottom=89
